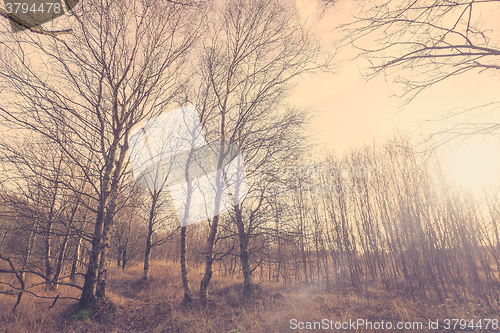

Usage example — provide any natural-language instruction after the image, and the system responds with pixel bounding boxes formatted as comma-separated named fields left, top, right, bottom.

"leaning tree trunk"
left=199, top=214, right=219, bottom=304
left=199, top=165, right=225, bottom=304
left=199, top=104, right=227, bottom=304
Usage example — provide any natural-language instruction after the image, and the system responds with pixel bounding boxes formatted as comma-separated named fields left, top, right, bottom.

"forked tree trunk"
left=199, top=167, right=225, bottom=304
left=96, top=130, right=129, bottom=298
left=80, top=140, right=119, bottom=307
left=200, top=95, right=228, bottom=304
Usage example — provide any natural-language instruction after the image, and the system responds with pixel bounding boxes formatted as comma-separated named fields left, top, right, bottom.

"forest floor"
left=0, top=261, right=497, bottom=332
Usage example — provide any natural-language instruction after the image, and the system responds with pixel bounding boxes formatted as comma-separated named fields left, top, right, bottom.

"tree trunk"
left=144, top=190, right=159, bottom=281
left=96, top=130, right=129, bottom=298
left=52, top=232, right=69, bottom=290
left=96, top=209, right=113, bottom=297
left=199, top=215, right=219, bottom=304
left=199, top=165, right=225, bottom=304
left=180, top=226, right=192, bottom=303
left=21, top=228, right=36, bottom=282
left=70, top=236, right=82, bottom=282
left=275, top=206, right=282, bottom=282
left=80, top=130, right=120, bottom=307
left=117, top=251, right=122, bottom=268
left=200, top=102, right=227, bottom=304
left=79, top=200, right=107, bottom=308
left=122, top=249, right=127, bottom=270
left=234, top=204, right=253, bottom=297
left=143, top=228, right=153, bottom=280
left=44, top=221, right=54, bottom=291
left=45, top=155, right=64, bottom=291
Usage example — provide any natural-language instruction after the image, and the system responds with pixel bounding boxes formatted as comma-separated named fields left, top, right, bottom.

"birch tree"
left=0, top=0, right=205, bottom=308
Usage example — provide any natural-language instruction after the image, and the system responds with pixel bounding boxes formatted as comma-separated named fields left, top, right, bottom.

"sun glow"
left=452, top=139, right=500, bottom=191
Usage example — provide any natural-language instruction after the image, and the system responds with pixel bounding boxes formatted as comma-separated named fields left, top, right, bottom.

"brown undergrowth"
left=0, top=261, right=498, bottom=332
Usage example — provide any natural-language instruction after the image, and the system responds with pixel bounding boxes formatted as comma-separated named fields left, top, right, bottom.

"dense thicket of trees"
left=0, top=0, right=205, bottom=308
left=3, top=133, right=500, bottom=310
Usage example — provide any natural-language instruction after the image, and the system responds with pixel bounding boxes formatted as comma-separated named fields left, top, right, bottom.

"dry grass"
left=0, top=261, right=498, bottom=332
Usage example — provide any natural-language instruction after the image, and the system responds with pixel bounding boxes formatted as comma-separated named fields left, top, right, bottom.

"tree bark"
left=199, top=214, right=219, bottom=304
left=21, top=228, right=36, bottom=282
left=80, top=215, right=104, bottom=307
left=52, top=232, right=69, bottom=290
left=143, top=227, right=153, bottom=280
left=199, top=147, right=225, bottom=303
left=180, top=226, right=192, bottom=303
left=45, top=156, right=63, bottom=291
left=80, top=140, right=118, bottom=307
left=70, top=236, right=82, bottom=282
left=144, top=189, right=160, bottom=281
left=96, top=130, right=129, bottom=298
left=234, top=204, right=253, bottom=297
left=122, top=249, right=128, bottom=270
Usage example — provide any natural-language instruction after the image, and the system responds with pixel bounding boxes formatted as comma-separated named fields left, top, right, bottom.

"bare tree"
left=333, top=0, right=500, bottom=102
left=0, top=0, right=205, bottom=308
left=113, top=203, right=144, bottom=270
left=140, top=187, right=178, bottom=281
left=0, top=136, right=95, bottom=309
left=194, top=0, right=330, bottom=301
left=327, top=0, right=500, bottom=145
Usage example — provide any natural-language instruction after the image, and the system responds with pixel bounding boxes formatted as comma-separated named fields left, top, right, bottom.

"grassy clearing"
left=0, top=261, right=497, bottom=332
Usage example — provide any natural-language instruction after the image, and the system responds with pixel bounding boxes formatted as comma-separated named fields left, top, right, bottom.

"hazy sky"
left=292, top=0, right=500, bottom=158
